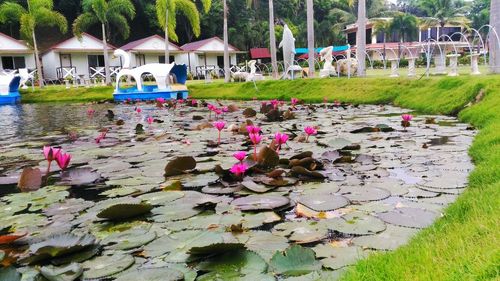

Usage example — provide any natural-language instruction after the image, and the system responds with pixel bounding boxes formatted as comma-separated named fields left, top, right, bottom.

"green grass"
left=21, top=85, right=114, bottom=103
left=190, top=76, right=500, bottom=281
left=19, top=75, right=499, bottom=280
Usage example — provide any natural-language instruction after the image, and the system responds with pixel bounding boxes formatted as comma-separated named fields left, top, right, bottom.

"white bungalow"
left=0, top=32, right=36, bottom=73
left=119, top=35, right=184, bottom=67
left=178, top=37, right=242, bottom=78
left=41, top=33, right=122, bottom=81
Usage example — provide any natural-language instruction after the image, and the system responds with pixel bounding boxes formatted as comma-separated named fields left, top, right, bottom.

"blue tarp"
left=295, top=45, right=349, bottom=54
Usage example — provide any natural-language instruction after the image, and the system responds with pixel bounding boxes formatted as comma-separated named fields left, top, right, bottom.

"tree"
left=418, top=0, right=470, bottom=39
left=0, top=0, right=67, bottom=87
left=223, top=0, right=229, bottom=82
left=247, top=0, right=279, bottom=79
left=73, top=0, right=136, bottom=85
left=469, top=0, right=489, bottom=29
left=306, top=0, right=315, bottom=77
left=490, top=0, right=500, bottom=73
left=372, top=18, right=392, bottom=63
left=390, top=12, right=418, bottom=42
left=357, top=0, right=367, bottom=76
left=155, top=0, right=211, bottom=64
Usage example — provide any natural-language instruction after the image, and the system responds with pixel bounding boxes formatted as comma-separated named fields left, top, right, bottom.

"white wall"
left=177, top=52, right=237, bottom=74
left=42, top=51, right=58, bottom=80
left=42, top=51, right=121, bottom=80
left=0, top=53, right=35, bottom=70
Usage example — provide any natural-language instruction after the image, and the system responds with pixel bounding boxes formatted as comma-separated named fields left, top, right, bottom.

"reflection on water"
left=0, top=103, right=120, bottom=143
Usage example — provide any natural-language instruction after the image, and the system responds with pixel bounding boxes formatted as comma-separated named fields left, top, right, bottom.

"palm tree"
left=306, top=0, right=315, bottom=78
left=490, top=0, right=500, bottom=73
left=223, top=0, right=230, bottom=82
left=0, top=0, right=67, bottom=87
left=418, top=0, right=470, bottom=40
left=371, top=18, right=392, bottom=65
left=155, top=0, right=211, bottom=64
left=73, top=0, right=135, bottom=85
left=247, top=0, right=279, bottom=79
left=357, top=0, right=366, bottom=76
left=390, top=13, right=418, bottom=42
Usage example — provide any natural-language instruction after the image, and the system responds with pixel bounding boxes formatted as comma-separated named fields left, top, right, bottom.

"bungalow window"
left=217, top=56, right=224, bottom=68
left=136, top=54, right=146, bottom=66
left=159, top=55, right=175, bottom=64
left=1, top=56, right=26, bottom=70
left=88, top=55, right=105, bottom=67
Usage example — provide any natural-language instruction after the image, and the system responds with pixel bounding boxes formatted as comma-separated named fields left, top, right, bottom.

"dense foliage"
left=0, top=0, right=490, bottom=54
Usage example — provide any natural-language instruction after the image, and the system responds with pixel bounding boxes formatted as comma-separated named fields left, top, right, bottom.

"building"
left=179, top=37, right=242, bottom=78
left=41, top=33, right=121, bottom=81
left=119, top=35, right=184, bottom=67
left=344, top=19, right=465, bottom=46
left=0, top=32, right=36, bottom=72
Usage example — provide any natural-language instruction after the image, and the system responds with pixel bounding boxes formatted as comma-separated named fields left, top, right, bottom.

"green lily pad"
left=197, top=250, right=268, bottom=280
left=312, top=244, right=368, bottom=269
left=59, top=167, right=100, bottom=186
left=245, top=231, right=289, bottom=261
left=377, top=207, right=439, bottom=228
left=297, top=194, right=349, bottom=211
left=273, top=221, right=328, bottom=244
left=0, top=267, right=20, bottom=281
left=102, top=228, right=156, bottom=250
left=137, top=191, right=184, bottom=205
left=164, top=156, right=196, bottom=177
left=114, top=268, right=184, bottom=281
left=231, top=195, right=290, bottom=211
left=269, top=245, right=322, bottom=277
left=39, top=263, right=83, bottom=281
left=339, top=186, right=391, bottom=202
left=82, top=253, right=135, bottom=279
left=319, top=212, right=386, bottom=235
left=97, top=202, right=153, bottom=220
left=353, top=224, right=419, bottom=250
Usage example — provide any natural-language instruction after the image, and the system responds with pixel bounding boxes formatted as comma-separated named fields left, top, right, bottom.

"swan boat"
left=113, top=49, right=189, bottom=102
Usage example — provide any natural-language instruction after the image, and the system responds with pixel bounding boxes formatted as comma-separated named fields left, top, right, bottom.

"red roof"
left=250, top=48, right=271, bottom=59
left=181, top=37, right=239, bottom=52
left=120, top=35, right=181, bottom=51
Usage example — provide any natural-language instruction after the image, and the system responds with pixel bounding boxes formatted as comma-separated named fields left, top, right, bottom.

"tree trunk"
left=489, top=0, right=500, bottom=73
left=165, top=4, right=170, bottom=64
left=356, top=0, right=366, bottom=76
left=269, top=0, right=278, bottom=79
left=32, top=30, right=44, bottom=88
left=223, top=0, right=230, bottom=83
left=102, top=23, right=111, bottom=85
left=306, top=0, right=315, bottom=78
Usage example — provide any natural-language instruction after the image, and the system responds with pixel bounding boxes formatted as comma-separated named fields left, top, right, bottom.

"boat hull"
left=0, top=92, right=21, bottom=105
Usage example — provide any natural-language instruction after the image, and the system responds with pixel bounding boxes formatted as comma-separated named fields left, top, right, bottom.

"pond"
left=0, top=100, right=476, bottom=280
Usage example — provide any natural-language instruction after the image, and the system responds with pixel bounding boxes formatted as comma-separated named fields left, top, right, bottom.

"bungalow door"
left=88, top=55, right=105, bottom=79
left=58, top=54, right=75, bottom=79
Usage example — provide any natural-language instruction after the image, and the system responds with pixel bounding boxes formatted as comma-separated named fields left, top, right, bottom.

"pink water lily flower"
left=249, top=133, right=262, bottom=161
left=304, top=126, right=318, bottom=142
left=270, top=99, right=279, bottom=109
left=213, top=121, right=226, bottom=145
left=402, top=114, right=413, bottom=122
left=230, top=163, right=248, bottom=178
left=156, top=97, right=165, bottom=104
left=246, top=125, right=261, bottom=135
left=86, top=108, right=95, bottom=116
left=43, top=146, right=61, bottom=175
left=55, top=152, right=71, bottom=170
left=274, top=132, right=289, bottom=152
left=147, top=116, right=154, bottom=125
left=191, top=99, right=198, bottom=106
left=291, top=98, right=299, bottom=106
left=233, top=151, right=247, bottom=162
left=135, top=107, right=142, bottom=114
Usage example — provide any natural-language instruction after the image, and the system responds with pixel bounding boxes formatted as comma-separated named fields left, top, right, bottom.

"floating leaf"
left=258, top=146, right=280, bottom=168
left=97, top=203, right=152, bottom=220
left=59, top=168, right=100, bottom=186
left=269, top=245, right=322, bottom=277
left=197, top=250, right=268, bottom=280
left=17, top=167, right=42, bottom=192
left=39, top=263, right=83, bottom=281
left=0, top=267, right=20, bottom=281
left=312, top=244, right=368, bottom=270
left=319, top=212, right=386, bottom=235
left=102, top=228, right=156, bottom=250
left=377, top=207, right=439, bottom=228
left=297, top=194, right=349, bottom=211
left=352, top=224, right=419, bottom=250
left=164, top=156, right=196, bottom=177
left=231, top=195, right=290, bottom=211
left=114, top=268, right=184, bottom=281
left=243, top=108, right=257, bottom=118
left=245, top=231, right=289, bottom=262
left=291, top=166, right=325, bottom=179
left=82, top=253, right=135, bottom=279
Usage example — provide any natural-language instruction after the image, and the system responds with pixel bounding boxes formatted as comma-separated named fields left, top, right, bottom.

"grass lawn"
left=19, top=75, right=499, bottom=280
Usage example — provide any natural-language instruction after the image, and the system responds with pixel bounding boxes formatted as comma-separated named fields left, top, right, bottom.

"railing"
left=89, top=66, right=122, bottom=79
left=56, top=67, right=77, bottom=80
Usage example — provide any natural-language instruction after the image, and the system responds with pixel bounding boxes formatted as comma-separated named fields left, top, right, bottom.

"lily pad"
left=82, top=253, right=135, bottom=279
left=231, top=195, right=290, bottom=211
left=17, top=167, right=42, bottom=192
left=258, top=146, right=280, bottom=168
left=353, top=224, right=419, bottom=250
left=39, top=263, right=83, bottom=281
left=319, top=212, right=386, bottom=235
left=102, top=227, right=156, bottom=250
left=59, top=167, right=100, bottom=186
left=312, top=244, right=368, bottom=270
left=377, top=207, right=439, bottom=228
left=197, top=250, right=268, bottom=280
left=114, top=268, right=184, bottom=281
left=164, top=156, right=196, bottom=177
left=97, top=202, right=153, bottom=220
left=269, top=245, right=322, bottom=277
left=339, top=186, right=391, bottom=202
left=245, top=231, right=289, bottom=261
left=0, top=267, right=20, bottom=281
left=297, top=194, right=349, bottom=211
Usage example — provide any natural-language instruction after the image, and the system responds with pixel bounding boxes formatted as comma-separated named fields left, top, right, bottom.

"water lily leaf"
left=290, top=151, right=313, bottom=160
left=0, top=231, right=26, bottom=245
left=17, top=167, right=41, bottom=192
left=269, top=245, right=322, bottom=277
left=0, top=267, right=21, bottom=281
left=377, top=207, right=439, bottom=228
left=82, top=253, right=135, bottom=279
left=245, top=231, right=289, bottom=262
left=320, top=151, right=342, bottom=162
left=137, top=191, right=184, bottom=205
left=182, top=173, right=219, bottom=188
left=319, top=212, right=386, bottom=235
left=312, top=245, right=368, bottom=270
left=241, top=180, right=275, bottom=193
left=197, top=250, right=268, bottom=280
left=39, top=263, right=83, bottom=281
left=258, top=146, right=280, bottom=168
left=114, top=268, right=184, bottom=281
left=0, top=250, right=4, bottom=262
left=352, top=224, right=419, bottom=250
left=231, top=195, right=290, bottom=211
left=326, top=138, right=352, bottom=150
left=164, top=156, right=196, bottom=177
left=59, top=168, right=100, bottom=186
left=297, top=194, right=349, bottom=211
left=272, top=221, right=328, bottom=244
left=339, top=186, right=391, bottom=202
left=291, top=166, right=325, bottom=179
left=243, top=108, right=257, bottom=118
left=97, top=203, right=153, bottom=220
left=102, top=228, right=156, bottom=250
left=43, top=199, right=94, bottom=216
left=21, top=233, right=96, bottom=264
left=51, top=245, right=100, bottom=266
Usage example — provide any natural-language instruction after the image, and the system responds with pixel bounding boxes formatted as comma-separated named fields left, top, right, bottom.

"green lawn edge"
left=20, top=76, right=500, bottom=280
